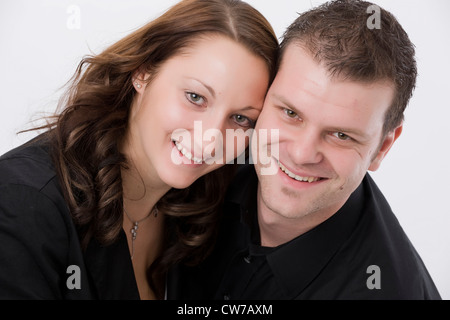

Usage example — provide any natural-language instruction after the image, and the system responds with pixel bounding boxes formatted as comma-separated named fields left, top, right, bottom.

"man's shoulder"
left=359, top=173, right=414, bottom=250
left=332, top=174, right=441, bottom=299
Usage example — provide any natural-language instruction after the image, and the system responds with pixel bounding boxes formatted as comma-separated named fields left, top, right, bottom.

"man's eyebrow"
left=272, top=93, right=370, bottom=140
left=329, top=126, right=371, bottom=140
left=186, top=77, right=215, bottom=98
left=272, top=94, right=304, bottom=117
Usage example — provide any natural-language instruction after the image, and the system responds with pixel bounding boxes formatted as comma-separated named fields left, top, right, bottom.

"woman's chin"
left=160, top=170, right=200, bottom=190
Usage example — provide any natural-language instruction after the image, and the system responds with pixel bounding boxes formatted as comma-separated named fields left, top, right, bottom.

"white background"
left=0, top=0, right=449, bottom=299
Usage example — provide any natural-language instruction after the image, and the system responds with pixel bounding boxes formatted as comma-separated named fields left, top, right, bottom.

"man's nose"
left=287, top=127, right=323, bottom=166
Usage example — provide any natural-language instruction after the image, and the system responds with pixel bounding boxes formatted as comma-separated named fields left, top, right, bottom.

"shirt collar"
left=268, top=183, right=364, bottom=297
left=227, top=164, right=365, bottom=298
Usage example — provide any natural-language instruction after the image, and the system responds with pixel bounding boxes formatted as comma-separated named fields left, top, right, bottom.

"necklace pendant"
left=131, top=222, right=138, bottom=241
left=123, top=205, right=158, bottom=260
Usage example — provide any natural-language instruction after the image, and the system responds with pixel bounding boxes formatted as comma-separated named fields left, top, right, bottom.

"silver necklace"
left=123, top=205, right=158, bottom=260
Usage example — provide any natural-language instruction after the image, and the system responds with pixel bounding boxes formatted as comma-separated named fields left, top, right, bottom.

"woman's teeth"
left=278, top=160, right=321, bottom=183
left=174, top=140, right=203, bottom=164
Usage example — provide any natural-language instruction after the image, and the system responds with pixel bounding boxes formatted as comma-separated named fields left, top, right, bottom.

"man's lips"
left=277, top=159, right=325, bottom=183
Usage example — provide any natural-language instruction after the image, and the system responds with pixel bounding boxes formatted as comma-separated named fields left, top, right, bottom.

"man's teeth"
left=174, top=141, right=203, bottom=164
left=278, top=161, right=321, bottom=183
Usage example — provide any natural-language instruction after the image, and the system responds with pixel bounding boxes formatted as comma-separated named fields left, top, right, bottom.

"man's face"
left=254, top=44, right=400, bottom=222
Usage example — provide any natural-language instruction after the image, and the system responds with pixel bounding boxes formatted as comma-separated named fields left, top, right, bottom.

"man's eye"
left=186, top=92, right=206, bottom=106
left=283, top=108, right=298, bottom=118
left=333, top=132, right=351, bottom=141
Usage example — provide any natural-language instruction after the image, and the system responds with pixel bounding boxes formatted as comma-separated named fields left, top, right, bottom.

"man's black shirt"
left=168, top=165, right=441, bottom=300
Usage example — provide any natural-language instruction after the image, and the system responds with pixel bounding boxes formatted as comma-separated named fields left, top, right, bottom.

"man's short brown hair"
left=280, top=0, right=417, bottom=135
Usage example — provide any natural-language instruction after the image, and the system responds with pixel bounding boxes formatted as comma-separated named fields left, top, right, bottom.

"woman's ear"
left=368, top=123, right=403, bottom=172
left=133, top=80, right=143, bottom=92
left=132, top=70, right=150, bottom=93
left=129, top=71, right=151, bottom=118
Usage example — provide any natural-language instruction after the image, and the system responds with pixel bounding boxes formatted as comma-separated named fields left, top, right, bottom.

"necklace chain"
left=123, top=205, right=158, bottom=259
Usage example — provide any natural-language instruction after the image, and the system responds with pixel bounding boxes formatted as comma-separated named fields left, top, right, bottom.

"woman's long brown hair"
left=41, top=0, right=278, bottom=298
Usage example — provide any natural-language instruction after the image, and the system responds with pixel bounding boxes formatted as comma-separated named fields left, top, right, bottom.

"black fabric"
left=0, top=135, right=140, bottom=299
left=168, top=164, right=441, bottom=300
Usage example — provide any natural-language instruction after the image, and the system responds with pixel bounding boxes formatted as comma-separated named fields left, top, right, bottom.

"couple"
left=0, top=0, right=441, bottom=300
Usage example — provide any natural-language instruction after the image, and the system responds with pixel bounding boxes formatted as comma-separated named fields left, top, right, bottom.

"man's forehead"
left=272, top=44, right=395, bottom=115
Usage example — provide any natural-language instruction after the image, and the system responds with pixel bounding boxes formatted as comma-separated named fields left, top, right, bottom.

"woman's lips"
left=172, top=140, right=203, bottom=164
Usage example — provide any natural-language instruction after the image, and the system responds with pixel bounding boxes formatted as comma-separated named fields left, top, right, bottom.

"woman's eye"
left=284, top=108, right=298, bottom=119
left=333, top=132, right=351, bottom=141
left=186, top=92, right=206, bottom=106
left=232, top=114, right=255, bottom=128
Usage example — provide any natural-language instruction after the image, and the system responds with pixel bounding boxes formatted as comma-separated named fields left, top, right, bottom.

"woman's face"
left=125, top=35, right=270, bottom=189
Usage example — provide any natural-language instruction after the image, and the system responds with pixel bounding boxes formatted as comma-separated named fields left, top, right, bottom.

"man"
left=168, top=0, right=441, bottom=299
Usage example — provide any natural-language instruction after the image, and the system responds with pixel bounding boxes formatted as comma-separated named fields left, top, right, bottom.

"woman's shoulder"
left=0, top=133, right=70, bottom=220
left=0, top=135, right=84, bottom=299
left=0, top=132, right=75, bottom=246
left=0, top=133, right=57, bottom=190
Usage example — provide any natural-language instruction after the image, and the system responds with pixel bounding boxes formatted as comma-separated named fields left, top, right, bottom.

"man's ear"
left=368, top=123, right=403, bottom=172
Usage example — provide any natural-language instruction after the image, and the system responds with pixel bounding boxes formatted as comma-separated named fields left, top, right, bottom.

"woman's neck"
left=120, top=138, right=172, bottom=299
left=121, top=164, right=169, bottom=300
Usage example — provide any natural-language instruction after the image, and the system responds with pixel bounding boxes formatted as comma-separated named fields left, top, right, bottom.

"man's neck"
left=257, top=208, right=315, bottom=248
left=256, top=185, right=339, bottom=248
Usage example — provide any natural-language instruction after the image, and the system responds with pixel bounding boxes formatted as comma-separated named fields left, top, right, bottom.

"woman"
left=0, top=0, right=278, bottom=299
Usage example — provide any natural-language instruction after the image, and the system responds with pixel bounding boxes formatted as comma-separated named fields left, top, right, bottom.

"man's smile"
left=277, top=159, right=325, bottom=183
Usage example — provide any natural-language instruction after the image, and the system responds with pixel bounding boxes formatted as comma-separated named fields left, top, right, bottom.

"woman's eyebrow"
left=185, top=77, right=215, bottom=98
left=240, top=106, right=260, bottom=112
